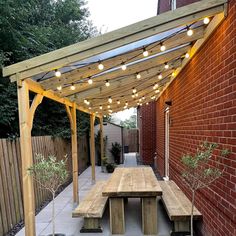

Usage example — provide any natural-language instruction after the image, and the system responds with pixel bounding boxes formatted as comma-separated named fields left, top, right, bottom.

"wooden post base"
left=142, top=197, right=157, bottom=235
left=80, top=218, right=103, bottom=233
left=109, top=198, right=125, bottom=234
left=171, top=220, right=190, bottom=234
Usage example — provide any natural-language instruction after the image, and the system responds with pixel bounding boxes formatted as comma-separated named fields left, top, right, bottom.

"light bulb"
left=88, top=78, right=93, bottom=84
left=121, top=64, right=127, bottom=71
left=124, top=106, right=127, bottom=109
left=158, top=74, right=162, bottom=80
left=132, top=88, right=137, bottom=93
left=84, top=99, right=87, bottom=104
left=187, top=27, right=193, bottom=36
left=164, top=63, right=169, bottom=69
left=136, top=73, right=141, bottom=79
left=89, top=107, right=91, bottom=110
left=142, top=96, right=145, bottom=100
left=160, top=43, right=166, bottom=52
left=70, top=83, right=75, bottom=90
left=203, top=17, right=210, bottom=25
left=132, top=94, right=135, bottom=98
left=108, top=97, right=112, bottom=103
left=137, top=102, right=140, bottom=105
left=139, top=98, right=142, bottom=102
left=155, top=89, right=160, bottom=93
left=117, top=100, right=120, bottom=104
left=86, top=101, right=90, bottom=105
left=109, top=109, right=112, bottom=113
left=105, top=80, right=110, bottom=87
left=98, top=62, right=104, bottom=70
left=107, top=105, right=111, bottom=109
left=172, top=71, right=176, bottom=77
left=185, top=52, right=190, bottom=58
left=125, top=101, right=128, bottom=106
left=57, top=85, right=62, bottom=91
left=135, top=93, right=138, bottom=97
left=96, top=111, right=98, bottom=114
left=55, top=69, right=61, bottom=78
left=146, top=102, right=149, bottom=105
left=140, top=103, right=142, bottom=106
left=99, top=105, right=102, bottom=110
left=104, top=115, right=106, bottom=118
left=143, top=48, right=149, bottom=57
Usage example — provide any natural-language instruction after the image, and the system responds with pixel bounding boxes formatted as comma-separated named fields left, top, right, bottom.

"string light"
left=185, top=52, right=190, bottom=58
left=135, top=93, right=139, bottom=97
left=143, top=48, right=149, bottom=57
left=187, top=26, right=193, bottom=36
left=160, top=43, right=166, bottom=52
left=140, top=103, right=142, bottom=106
left=158, top=74, right=162, bottom=80
left=84, top=99, right=88, bottom=104
left=164, top=62, right=169, bottom=69
left=121, top=63, right=127, bottom=71
left=105, top=80, right=110, bottom=87
left=107, top=105, right=111, bottom=109
left=124, top=105, right=127, bottom=109
left=108, top=109, right=112, bottom=113
left=88, top=77, right=93, bottom=84
left=137, top=102, right=140, bottom=105
left=104, top=115, right=106, bottom=118
left=155, top=89, right=160, bottom=93
left=136, top=72, right=141, bottom=79
left=153, top=83, right=159, bottom=90
left=132, top=88, right=137, bottom=93
left=172, top=71, right=176, bottom=77
left=108, top=96, right=112, bottom=103
left=125, top=101, right=128, bottom=106
left=89, top=107, right=91, bottom=110
left=139, top=98, right=142, bottom=102
left=151, top=95, right=156, bottom=100
left=146, top=102, right=149, bottom=105
left=132, top=94, right=135, bottom=98
left=98, top=61, right=104, bottom=70
left=57, top=85, right=62, bottom=91
left=117, top=100, right=120, bottom=104
left=55, top=69, right=61, bottom=78
left=99, top=105, right=103, bottom=110
left=142, top=96, right=145, bottom=100
left=203, top=17, right=210, bottom=24
left=70, top=83, right=75, bottom=90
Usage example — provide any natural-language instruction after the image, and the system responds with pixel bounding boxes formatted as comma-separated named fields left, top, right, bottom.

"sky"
left=85, top=0, right=158, bottom=121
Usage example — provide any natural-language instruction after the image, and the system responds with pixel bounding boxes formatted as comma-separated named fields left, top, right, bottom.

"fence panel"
left=123, top=129, right=139, bottom=152
left=0, top=135, right=88, bottom=235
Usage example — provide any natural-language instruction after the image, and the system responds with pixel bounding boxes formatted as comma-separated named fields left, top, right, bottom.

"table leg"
left=142, top=197, right=157, bottom=235
left=109, top=198, right=125, bottom=234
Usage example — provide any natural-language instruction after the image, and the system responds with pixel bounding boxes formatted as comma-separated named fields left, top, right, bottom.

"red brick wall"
left=156, top=1, right=236, bottom=236
left=137, top=102, right=156, bottom=165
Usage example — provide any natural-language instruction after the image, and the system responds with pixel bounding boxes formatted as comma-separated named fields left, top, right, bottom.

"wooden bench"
left=159, top=180, right=202, bottom=235
left=72, top=181, right=108, bottom=233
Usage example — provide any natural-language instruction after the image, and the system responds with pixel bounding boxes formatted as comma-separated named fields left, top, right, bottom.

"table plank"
left=103, top=167, right=162, bottom=197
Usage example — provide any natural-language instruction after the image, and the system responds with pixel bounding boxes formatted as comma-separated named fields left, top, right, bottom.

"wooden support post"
left=80, top=218, right=102, bottom=233
left=17, top=80, right=36, bottom=236
left=65, top=103, right=78, bottom=204
left=109, top=198, right=125, bottom=234
left=90, top=114, right=95, bottom=183
left=142, top=197, right=157, bottom=235
left=99, top=117, right=104, bottom=171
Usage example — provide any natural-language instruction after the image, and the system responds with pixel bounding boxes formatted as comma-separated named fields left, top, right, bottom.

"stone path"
left=16, top=153, right=171, bottom=236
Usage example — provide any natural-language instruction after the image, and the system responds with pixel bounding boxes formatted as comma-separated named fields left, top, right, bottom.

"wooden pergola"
left=2, top=0, right=227, bottom=235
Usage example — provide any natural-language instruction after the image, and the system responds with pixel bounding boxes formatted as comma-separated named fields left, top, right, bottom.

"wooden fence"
left=0, top=135, right=89, bottom=235
left=123, top=129, right=139, bottom=152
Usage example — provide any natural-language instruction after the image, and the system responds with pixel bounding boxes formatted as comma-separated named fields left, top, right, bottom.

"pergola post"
left=65, top=103, right=78, bottom=204
left=17, top=79, right=43, bottom=236
left=90, top=114, right=96, bottom=183
left=99, top=117, right=104, bottom=171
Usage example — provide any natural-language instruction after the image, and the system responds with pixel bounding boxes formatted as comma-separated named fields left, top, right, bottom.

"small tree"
left=28, top=154, right=68, bottom=236
left=110, top=142, right=122, bottom=164
left=181, top=142, right=230, bottom=236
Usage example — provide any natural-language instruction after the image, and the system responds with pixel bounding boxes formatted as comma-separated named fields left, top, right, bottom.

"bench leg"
left=173, top=220, right=190, bottom=233
left=109, top=198, right=125, bottom=234
left=142, top=197, right=157, bottom=235
left=80, top=218, right=103, bottom=233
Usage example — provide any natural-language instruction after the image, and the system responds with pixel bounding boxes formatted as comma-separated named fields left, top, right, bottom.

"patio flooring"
left=16, top=153, right=172, bottom=236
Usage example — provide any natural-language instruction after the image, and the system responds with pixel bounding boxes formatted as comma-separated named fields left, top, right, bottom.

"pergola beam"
left=4, top=0, right=226, bottom=80
left=40, top=26, right=205, bottom=89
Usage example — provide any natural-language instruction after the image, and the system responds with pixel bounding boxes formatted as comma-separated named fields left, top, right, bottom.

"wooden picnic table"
left=102, top=167, right=162, bottom=235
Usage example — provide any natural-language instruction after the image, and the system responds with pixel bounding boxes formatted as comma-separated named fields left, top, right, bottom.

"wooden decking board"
left=159, top=180, right=202, bottom=221
left=72, top=181, right=108, bottom=218
left=102, top=167, right=162, bottom=197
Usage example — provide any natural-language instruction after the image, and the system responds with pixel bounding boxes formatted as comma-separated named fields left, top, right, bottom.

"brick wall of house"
left=137, top=102, right=156, bottom=165
left=156, top=1, right=236, bottom=236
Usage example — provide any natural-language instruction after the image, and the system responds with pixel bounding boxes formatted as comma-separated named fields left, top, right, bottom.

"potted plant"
left=101, top=156, right=108, bottom=172
left=28, top=153, right=68, bottom=236
left=106, top=163, right=116, bottom=173
left=181, top=141, right=230, bottom=236
left=109, top=142, right=121, bottom=164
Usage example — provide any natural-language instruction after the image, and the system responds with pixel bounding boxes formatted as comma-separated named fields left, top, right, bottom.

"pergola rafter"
left=2, top=1, right=227, bottom=236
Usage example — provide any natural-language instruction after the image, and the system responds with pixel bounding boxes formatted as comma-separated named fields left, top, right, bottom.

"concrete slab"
left=16, top=153, right=172, bottom=236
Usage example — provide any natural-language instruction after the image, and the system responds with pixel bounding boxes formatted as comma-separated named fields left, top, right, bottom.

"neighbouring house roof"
left=2, top=0, right=228, bottom=117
